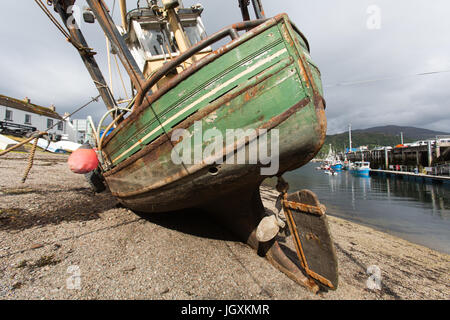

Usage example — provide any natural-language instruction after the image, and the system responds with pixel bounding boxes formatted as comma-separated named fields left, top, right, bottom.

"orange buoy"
left=68, top=144, right=99, bottom=174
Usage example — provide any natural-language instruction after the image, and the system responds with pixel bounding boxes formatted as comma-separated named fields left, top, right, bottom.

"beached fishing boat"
left=36, top=0, right=337, bottom=291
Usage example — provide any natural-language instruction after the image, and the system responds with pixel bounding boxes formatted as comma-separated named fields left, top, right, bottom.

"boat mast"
left=161, top=0, right=193, bottom=54
left=52, top=0, right=117, bottom=114
left=348, top=123, right=352, bottom=152
left=238, top=0, right=266, bottom=21
left=119, top=0, right=127, bottom=31
left=252, top=0, right=266, bottom=19
left=85, top=0, right=146, bottom=90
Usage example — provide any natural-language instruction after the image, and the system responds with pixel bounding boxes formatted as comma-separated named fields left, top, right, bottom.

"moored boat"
left=331, top=160, right=343, bottom=171
left=350, top=161, right=371, bottom=177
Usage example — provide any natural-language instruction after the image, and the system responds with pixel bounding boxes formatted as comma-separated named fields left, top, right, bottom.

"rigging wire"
left=34, top=0, right=70, bottom=39
left=113, top=54, right=130, bottom=100
left=34, top=0, right=90, bottom=52
left=324, top=69, right=450, bottom=88
left=46, top=95, right=101, bottom=132
left=106, top=37, right=114, bottom=96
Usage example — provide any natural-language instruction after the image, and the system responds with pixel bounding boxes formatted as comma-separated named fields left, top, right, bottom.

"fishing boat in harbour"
left=350, top=161, right=371, bottom=177
left=321, top=144, right=342, bottom=171
left=331, top=159, right=343, bottom=171
left=342, top=155, right=352, bottom=170
left=32, top=0, right=338, bottom=291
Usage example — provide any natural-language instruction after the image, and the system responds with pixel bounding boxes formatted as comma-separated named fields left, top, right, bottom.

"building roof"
left=0, top=94, right=63, bottom=120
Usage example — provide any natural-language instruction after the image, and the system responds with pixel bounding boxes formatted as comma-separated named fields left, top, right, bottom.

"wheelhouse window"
left=25, top=114, right=31, bottom=125
left=130, top=15, right=208, bottom=60
left=137, top=22, right=174, bottom=57
left=181, top=19, right=207, bottom=46
left=47, top=118, right=53, bottom=129
left=5, top=109, right=12, bottom=121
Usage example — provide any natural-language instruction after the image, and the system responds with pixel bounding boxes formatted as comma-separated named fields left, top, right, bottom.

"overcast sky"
left=0, top=0, right=449, bottom=134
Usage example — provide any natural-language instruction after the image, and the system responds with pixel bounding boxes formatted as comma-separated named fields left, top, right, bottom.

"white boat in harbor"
left=317, top=144, right=340, bottom=173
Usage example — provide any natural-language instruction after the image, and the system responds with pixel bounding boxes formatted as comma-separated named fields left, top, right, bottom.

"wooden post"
left=427, top=141, right=432, bottom=167
left=385, top=148, right=389, bottom=169
left=436, top=140, right=441, bottom=158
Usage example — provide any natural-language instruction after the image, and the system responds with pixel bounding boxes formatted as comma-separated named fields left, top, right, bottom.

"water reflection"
left=370, top=175, right=449, bottom=216
left=283, top=163, right=450, bottom=254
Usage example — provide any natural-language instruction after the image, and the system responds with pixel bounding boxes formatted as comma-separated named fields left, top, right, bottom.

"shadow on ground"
left=0, top=188, right=118, bottom=231
left=134, top=208, right=241, bottom=242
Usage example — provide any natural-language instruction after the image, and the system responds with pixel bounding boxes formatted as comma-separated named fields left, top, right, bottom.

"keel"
left=200, top=183, right=337, bottom=292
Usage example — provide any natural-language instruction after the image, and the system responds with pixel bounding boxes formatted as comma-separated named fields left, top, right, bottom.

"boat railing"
left=134, top=18, right=270, bottom=108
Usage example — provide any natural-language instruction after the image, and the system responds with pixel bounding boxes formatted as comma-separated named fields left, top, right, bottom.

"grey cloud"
left=0, top=0, right=448, bottom=134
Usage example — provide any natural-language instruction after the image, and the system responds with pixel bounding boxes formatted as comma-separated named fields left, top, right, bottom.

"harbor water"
left=282, top=163, right=450, bottom=254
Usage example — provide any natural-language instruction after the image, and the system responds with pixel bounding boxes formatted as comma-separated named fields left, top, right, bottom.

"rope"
left=21, top=138, right=39, bottom=183
left=0, top=132, right=47, bottom=157
left=1, top=95, right=100, bottom=183
left=34, top=0, right=71, bottom=39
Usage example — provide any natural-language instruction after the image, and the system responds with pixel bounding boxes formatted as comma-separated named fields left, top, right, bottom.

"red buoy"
left=68, top=144, right=99, bottom=174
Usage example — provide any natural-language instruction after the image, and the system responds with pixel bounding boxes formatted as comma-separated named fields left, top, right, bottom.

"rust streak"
left=106, top=97, right=311, bottom=197
left=103, top=58, right=295, bottom=177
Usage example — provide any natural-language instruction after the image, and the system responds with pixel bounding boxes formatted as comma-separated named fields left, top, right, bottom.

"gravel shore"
left=0, top=153, right=448, bottom=299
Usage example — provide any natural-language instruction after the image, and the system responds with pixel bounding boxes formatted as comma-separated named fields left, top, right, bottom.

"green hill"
left=359, top=125, right=449, bottom=140
left=316, top=125, right=449, bottom=158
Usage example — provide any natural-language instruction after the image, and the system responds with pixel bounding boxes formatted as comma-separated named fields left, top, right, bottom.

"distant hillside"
left=357, top=125, right=449, bottom=140
left=317, top=125, right=449, bottom=157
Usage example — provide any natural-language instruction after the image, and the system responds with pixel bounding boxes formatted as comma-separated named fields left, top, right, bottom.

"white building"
left=63, top=115, right=95, bottom=144
left=0, top=94, right=64, bottom=138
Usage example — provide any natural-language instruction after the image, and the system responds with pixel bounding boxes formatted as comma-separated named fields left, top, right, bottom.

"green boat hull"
left=101, top=14, right=326, bottom=213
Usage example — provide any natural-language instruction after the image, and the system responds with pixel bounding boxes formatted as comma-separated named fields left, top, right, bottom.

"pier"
left=343, top=137, right=450, bottom=176
left=370, top=168, right=450, bottom=184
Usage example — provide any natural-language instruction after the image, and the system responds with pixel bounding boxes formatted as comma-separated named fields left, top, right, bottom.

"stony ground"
left=0, top=153, right=448, bottom=299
